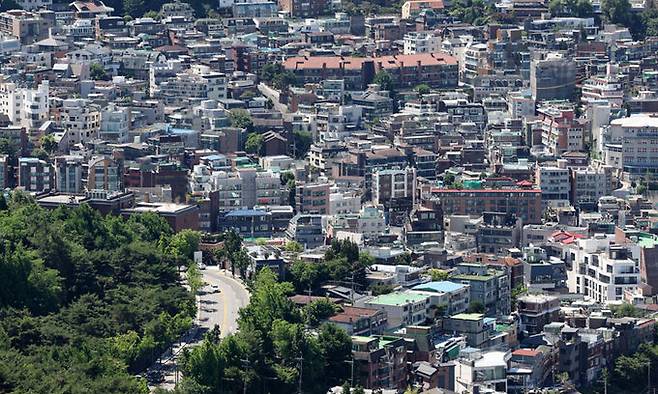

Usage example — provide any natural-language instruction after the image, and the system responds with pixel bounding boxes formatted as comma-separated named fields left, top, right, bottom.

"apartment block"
left=431, top=188, right=542, bottom=224
left=18, top=157, right=53, bottom=192
left=54, top=155, right=83, bottom=194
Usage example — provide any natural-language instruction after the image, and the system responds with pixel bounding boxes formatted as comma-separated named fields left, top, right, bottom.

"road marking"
left=221, top=289, right=230, bottom=335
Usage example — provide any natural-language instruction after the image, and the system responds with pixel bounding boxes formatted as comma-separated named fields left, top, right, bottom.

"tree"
left=373, top=70, right=394, bottom=91
left=0, top=0, right=21, bottom=11
left=244, top=132, right=263, bottom=155
left=273, top=71, right=297, bottom=91
left=341, top=382, right=352, bottom=394
left=428, top=268, right=449, bottom=281
left=284, top=241, right=303, bottom=253
left=611, top=302, right=644, bottom=318
left=318, top=323, right=352, bottom=388
left=186, top=263, right=205, bottom=294
left=293, top=130, right=313, bottom=159
left=414, top=83, right=431, bottom=96
left=468, top=301, right=486, bottom=314
left=370, top=283, right=394, bottom=296
left=353, top=387, right=366, bottom=394
left=142, top=10, right=160, bottom=19
left=229, top=109, right=253, bottom=131
left=304, top=299, right=338, bottom=327
left=511, top=284, right=527, bottom=310
left=40, top=134, right=58, bottom=154
left=443, top=173, right=455, bottom=186
left=90, top=63, right=109, bottom=81
left=165, top=229, right=201, bottom=260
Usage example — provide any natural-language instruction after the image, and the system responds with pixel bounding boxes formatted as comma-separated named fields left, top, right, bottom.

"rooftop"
left=451, top=313, right=484, bottom=321
left=367, top=291, right=428, bottom=306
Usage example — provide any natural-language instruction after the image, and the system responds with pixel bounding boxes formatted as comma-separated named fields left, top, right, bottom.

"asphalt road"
left=198, top=267, right=250, bottom=337
left=147, top=266, right=250, bottom=391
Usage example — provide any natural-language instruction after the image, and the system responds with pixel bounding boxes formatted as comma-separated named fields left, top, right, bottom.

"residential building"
left=454, top=350, right=510, bottom=394
left=410, top=281, right=470, bottom=316
left=372, top=167, right=416, bottom=207
left=54, top=155, right=83, bottom=194
left=530, top=53, right=576, bottom=101
left=430, top=188, right=542, bottom=224
left=283, top=53, right=458, bottom=90
left=605, top=114, right=658, bottom=181
left=278, top=0, right=330, bottom=17
left=537, top=101, right=584, bottom=155
left=0, top=80, right=49, bottom=130
left=86, top=156, right=122, bottom=192
left=295, top=181, right=331, bottom=215
left=60, top=99, right=101, bottom=145
left=359, top=291, right=430, bottom=329
left=286, top=214, right=324, bottom=248
left=403, top=31, right=441, bottom=54
left=18, top=157, right=52, bottom=192
left=450, top=263, right=511, bottom=316
left=100, top=104, right=130, bottom=143
left=352, top=336, right=408, bottom=391
left=444, top=313, right=489, bottom=348
left=517, top=294, right=560, bottom=334
left=329, top=306, right=388, bottom=336
left=536, top=163, right=571, bottom=208
left=0, top=10, right=54, bottom=44
left=566, top=239, right=640, bottom=303
left=570, top=166, right=610, bottom=209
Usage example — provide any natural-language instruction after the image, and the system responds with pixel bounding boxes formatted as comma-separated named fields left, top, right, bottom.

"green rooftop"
left=637, top=232, right=658, bottom=248
left=451, top=313, right=484, bottom=321
left=367, top=292, right=428, bottom=306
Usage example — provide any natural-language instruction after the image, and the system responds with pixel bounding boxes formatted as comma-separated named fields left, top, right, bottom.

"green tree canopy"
left=244, top=132, right=263, bottom=155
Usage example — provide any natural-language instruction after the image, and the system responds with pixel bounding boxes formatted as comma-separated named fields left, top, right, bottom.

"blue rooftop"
left=412, top=281, right=466, bottom=293
left=225, top=209, right=267, bottom=217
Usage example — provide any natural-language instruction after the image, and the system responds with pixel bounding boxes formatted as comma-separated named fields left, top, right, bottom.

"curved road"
left=148, top=266, right=250, bottom=391
left=199, top=267, right=250, bottom=338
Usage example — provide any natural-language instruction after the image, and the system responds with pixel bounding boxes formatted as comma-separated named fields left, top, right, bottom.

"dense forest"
left=0, top=193, right=197, bottom=393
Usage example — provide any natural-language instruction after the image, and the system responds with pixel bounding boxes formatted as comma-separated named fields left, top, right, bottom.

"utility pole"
left=241, top=359, right=251, bottom=394
left=297, top=356, right=304, bottom=394
left=649, top=360, right=652, bottom=394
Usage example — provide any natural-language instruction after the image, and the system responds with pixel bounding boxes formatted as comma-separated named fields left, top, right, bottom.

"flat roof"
left=451, top=274, right=494, bottom=281
left=412, top=281, right=466, bottom=293
left=367, top=292, right=428, bottom=306
left=451, top=313, right=483, bottom=321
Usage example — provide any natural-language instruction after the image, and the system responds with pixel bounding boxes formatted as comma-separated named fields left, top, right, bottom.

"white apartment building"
left=201, top=168, right=285, bottom=212
left=581, top=64, right=624, bottom=107
left=536, top=163, right=570, bottom=208
left=454, top=350, right=510, bottom=394
left=461, top=43, right=488, bottom=85
left=507, top=90, right=535, bottom=119
left=372, top=167, right=417, bottom=206
left=311, top=103, right=362, bottom=141
left=60, top=99, right=101, bottom=145
left=604, top=114, right=658, bottom=180
left=403, top=31, right=441, bottom=55
left=571, top=166, right=610, bottom=208
left=329, top=189, right=361, bottom=215
left=100, top=104, right=130, bottom=143
left=357, top=205, right=386, bottom=237
left=152, top=64, right=227, bottom=105
left=565, top=236, right=640, bottom=303
left=0, top=80, right=49, bottom=130
left=62, top=19, right=95, bottom=39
